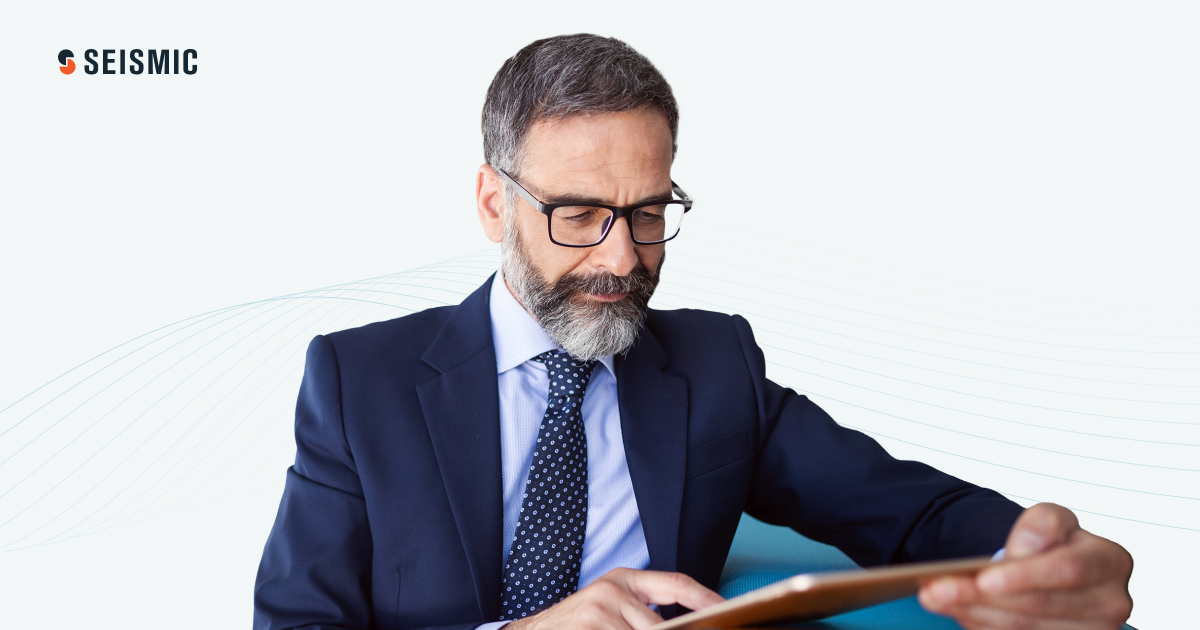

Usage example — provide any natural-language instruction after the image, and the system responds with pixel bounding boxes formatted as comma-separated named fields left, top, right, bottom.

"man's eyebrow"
left=542, top=190, right=675, bottom=207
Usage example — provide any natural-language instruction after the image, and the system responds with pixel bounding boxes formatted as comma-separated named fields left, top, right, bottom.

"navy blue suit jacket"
left=254, top=275, right=1022, bottom=630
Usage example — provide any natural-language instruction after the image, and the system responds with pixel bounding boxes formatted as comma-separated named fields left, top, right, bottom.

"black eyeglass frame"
left=495, top=168, right=693, bottom=248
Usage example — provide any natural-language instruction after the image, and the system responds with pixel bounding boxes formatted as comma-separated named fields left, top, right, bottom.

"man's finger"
left=978, top=531, right=1131, bottom=595
left=918, top=575, right=980, bottom=613
left=921, top=574, right=1133, bottom=622
left=1006, top=503, right=1079, bottom=560
left=565, top=575, right=665, bottom=630
left=616, top=597, right=666, bottom=630
left=970, top=584, right=1130, bottom=621
left=616, top=569, right=725, bottom=611
left=939, top=603, right=1104, bottom=630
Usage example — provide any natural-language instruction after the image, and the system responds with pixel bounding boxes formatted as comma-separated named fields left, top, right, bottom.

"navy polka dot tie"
left=499, top=350, right=596, bottom=620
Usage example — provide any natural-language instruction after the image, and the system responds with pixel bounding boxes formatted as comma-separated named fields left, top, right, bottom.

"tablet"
left=650, top=556, right=993, bottom=630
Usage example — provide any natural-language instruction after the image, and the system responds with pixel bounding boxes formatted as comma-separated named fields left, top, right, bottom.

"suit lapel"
left=417, top=275, right=503, bottom=621
left=416, top=279, right=689, bottom=614
left=616, top=323, right=689, bottom=574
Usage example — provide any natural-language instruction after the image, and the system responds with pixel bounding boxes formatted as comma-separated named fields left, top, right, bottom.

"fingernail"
left=1009, top=529, right=1046, bottom=557
left=978, top=569, right=1005, bottom=594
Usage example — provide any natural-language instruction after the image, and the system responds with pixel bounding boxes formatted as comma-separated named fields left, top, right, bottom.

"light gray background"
left=1, top=2, right=1197, bottom=628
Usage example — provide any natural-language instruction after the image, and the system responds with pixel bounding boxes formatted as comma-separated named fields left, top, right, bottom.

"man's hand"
left=919, top=503, right=1133, bottom=629
left=505, top=568, right=724, bottom=630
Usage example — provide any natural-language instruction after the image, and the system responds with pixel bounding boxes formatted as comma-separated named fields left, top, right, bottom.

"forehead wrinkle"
left=545, top=154, right=673, bottom=191
left=523, top=110, right=674, bottom=203
left=530, top=114, right=670, bottom=166
left=559, top=151, right=670, bottom=173
left=537, top=170, right=672, bottom=204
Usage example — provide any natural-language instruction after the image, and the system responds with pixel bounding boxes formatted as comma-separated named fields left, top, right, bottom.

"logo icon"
left=58, top=49, right=75, bottom=75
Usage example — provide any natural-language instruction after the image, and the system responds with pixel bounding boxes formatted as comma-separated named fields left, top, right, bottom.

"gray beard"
left=501, top=213, right=662, bottom=362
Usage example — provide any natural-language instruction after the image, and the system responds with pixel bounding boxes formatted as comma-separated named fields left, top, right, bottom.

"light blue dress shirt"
left=475, top=271, right=1003, bottom=629
left=477, top=271, right=651, bottom=629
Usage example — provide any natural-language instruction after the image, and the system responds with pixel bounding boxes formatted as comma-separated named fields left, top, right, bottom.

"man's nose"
left=589, top=216, right=639, bottom=276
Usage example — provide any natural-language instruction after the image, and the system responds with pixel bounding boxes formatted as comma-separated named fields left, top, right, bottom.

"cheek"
left=516, top=212, right=588, bottom=284
left=637, top=245, right=665, bottom=272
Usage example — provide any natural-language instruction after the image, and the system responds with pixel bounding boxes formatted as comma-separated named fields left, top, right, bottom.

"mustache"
left=500, top=207, right=665, bottom=359
left=551, top=261, right=661, bottom=298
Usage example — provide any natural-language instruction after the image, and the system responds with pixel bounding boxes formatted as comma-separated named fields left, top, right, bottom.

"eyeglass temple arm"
left=671, top=181, right=692, bottom=209
left=501, top=166, right=691, bottom=212
left=495, top=168, right=545, bottom=211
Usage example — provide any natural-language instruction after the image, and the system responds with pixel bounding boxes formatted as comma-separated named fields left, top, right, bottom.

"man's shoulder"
left=645, top=305, right=735, bottom=328
left=319, top=303, right=458, bottom=374
left=643, top=307, right=751, bottom=360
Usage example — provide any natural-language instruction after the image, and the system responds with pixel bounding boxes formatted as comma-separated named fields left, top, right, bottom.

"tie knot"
left=532, top=350, right=595, bottom=398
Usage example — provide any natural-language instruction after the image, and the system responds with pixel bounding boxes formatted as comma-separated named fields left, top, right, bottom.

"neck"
left=503, top=275, right=539, bottom=322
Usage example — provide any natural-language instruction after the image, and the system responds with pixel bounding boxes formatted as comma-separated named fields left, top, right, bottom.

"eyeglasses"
left=496, top=168, right=692, bottom=247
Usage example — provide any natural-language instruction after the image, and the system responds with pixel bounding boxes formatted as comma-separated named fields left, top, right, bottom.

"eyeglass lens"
left=550, top=202, right=686, bottom=245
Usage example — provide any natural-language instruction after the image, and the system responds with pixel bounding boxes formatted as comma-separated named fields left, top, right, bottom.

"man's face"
left=508, top=107, right=672, bottom=288
left=477, top=107, right=675, bottom=360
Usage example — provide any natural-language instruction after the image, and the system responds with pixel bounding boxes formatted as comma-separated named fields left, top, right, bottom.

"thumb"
left=1005, top=503, right=1079, bottom=560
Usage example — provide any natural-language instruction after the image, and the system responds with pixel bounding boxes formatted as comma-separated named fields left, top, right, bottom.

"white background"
left=1, top=2, right=1197, bottom=628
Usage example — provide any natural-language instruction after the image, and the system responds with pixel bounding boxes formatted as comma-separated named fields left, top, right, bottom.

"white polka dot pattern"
left=499, top=350, right=596, bottom=620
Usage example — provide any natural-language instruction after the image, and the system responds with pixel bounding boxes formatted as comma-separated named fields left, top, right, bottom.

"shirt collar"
left=489, top=267, right=615, bottom=376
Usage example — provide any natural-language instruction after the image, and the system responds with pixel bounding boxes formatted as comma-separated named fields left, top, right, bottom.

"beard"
left=501, top=212, right=663, bottom=362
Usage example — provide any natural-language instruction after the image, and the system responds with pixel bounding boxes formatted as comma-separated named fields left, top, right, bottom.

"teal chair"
left=719, top=514, right=1136, bottom=630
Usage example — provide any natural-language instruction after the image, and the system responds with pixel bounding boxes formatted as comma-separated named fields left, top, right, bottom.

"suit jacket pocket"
left=685, top=428, right=753, bottom=481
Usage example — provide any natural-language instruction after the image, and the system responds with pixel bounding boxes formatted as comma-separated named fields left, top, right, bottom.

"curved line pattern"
left=659, top=283, right=1200, bottom=371
left=0, top=254, right=499, bottom=548
left=674, top=254, right=1200, bottom=341
left=1, top=235, right=1196, bottom=550
left=686, top=216, right=1200, bottom=318
left=3, top=284, right=375, bottom=546
left=681, top=232, right=1200, bottom=325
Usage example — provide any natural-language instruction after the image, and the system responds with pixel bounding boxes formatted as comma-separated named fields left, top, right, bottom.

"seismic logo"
left=58, top=49, right=75, bottom=74
left=58, top=48, right=198, bottom=75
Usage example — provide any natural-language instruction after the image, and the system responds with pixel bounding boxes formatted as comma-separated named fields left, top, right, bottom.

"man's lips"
left=588, top=291, right=628, bottom=302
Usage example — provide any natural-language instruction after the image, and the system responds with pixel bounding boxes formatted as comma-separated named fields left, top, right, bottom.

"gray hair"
left=482, top=33, right=679, bottom=185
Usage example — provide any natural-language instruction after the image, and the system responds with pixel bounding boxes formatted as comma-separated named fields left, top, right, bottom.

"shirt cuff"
left=991, top=547, right=1006, bottom=562
left=476, top=622, right=510, bottom=630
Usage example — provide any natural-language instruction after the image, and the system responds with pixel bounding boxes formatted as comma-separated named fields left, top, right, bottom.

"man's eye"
left=634, top=207, right=666, bottom=223
left=558, top=207, right=601, bottom=222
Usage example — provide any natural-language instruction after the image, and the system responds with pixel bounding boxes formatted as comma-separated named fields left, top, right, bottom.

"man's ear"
left=476, top=164, right=504, bottom=244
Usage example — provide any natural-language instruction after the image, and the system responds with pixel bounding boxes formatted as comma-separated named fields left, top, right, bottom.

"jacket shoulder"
left=643, top=307, right=751, bottom=365
left=319, top=304, right=456, bottom=380
left=646, top=306, right=739, bottom=326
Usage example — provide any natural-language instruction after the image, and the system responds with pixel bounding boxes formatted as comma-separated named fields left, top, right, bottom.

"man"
left=254, top=34, right=1133, bottom=630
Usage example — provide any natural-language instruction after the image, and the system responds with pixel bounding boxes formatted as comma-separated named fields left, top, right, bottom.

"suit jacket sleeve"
left=253, top=335, right=485, bottom=630
left=732, top=315, right=1023, bottom=566
left=253, top=334, right=375, bottom=629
